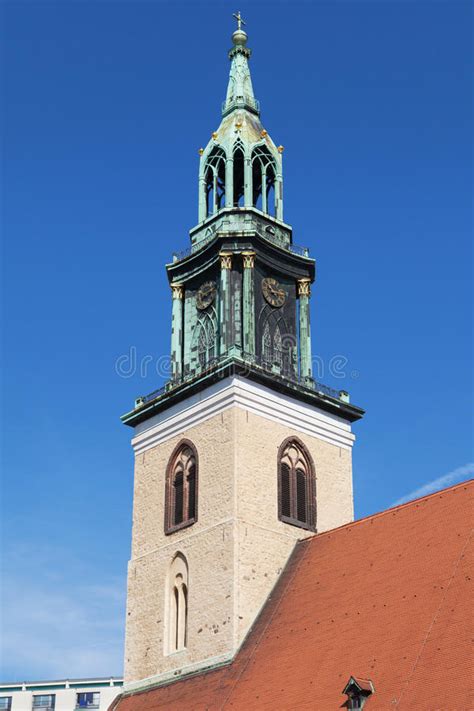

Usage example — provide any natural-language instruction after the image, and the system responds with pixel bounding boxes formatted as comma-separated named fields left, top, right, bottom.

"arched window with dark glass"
left=278, top=437, right=315, bottom=530
left=196, top=311, right=217, bottom=369
left=259, top=306, right=291, bottom=375
left=165, top=441, right=198, bottom=534
left=193, top=308, right=218, bottom=371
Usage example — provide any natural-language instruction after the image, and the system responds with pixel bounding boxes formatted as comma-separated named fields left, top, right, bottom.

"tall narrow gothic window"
left=193, top=309, right=217, bottom=371
left=278, top=437, right=315, bottom=530
left=262, top=322, right=283, bottom=368
left=260, top=306, right=290, bottom=373
left=165, top=553, right=189, bottom=655
left=165, top=441, right=198, bottom=534
left=197, top=316, right=216, bottom=368
left=273, top=324, right=283, bottom=367
left=262, top=322, right=272, bottom=363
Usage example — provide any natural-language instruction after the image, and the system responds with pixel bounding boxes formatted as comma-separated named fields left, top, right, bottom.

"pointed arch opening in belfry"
left=252, top=145, right=276, bottom=216
left=165, top=552, right=189, bottom=655
left=233, top=144, right=245, bottom=207
left=204, top=146, right=226, bottom=217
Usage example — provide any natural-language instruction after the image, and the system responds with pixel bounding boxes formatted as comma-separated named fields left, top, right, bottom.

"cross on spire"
left=233, top=11, right=246, bottom=31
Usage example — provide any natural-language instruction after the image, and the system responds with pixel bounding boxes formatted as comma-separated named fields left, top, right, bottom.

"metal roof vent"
left=342, top=676, right=375, bottom=709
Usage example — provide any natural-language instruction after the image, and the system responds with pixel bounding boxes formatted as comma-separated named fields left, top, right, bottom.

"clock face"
left=196, top=280, right=217, bottom=310
left=262, top=277, right=286, bottom=308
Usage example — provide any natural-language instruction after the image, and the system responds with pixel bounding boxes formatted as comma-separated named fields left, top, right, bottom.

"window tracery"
left=259, top=306, right=290, bottom=372
left=165, top=441, right=198, bottom=534
left=193, top=308, right=217, bottom=370
left=278, top=437, right=315, bottom=530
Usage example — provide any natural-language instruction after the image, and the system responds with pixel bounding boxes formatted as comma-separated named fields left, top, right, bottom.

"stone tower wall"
left=124, top=377, right=356, bottom=690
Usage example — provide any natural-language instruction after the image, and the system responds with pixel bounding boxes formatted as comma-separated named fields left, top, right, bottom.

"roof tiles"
left=114, top=480, right=473, bottom=710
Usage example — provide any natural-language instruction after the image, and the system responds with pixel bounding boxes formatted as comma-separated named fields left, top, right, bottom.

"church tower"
left=121, top=16, right=363, bottom=692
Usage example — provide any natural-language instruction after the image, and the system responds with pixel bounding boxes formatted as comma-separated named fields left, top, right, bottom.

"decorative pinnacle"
left=231, top=10, right=248, bottom=48
left=233, top=11, right=245, bottom=31
left=224, top=12, right=258, bottom=116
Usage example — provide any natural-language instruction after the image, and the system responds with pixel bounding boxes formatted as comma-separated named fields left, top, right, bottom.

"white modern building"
left=0, top=678, right=122, bottom=711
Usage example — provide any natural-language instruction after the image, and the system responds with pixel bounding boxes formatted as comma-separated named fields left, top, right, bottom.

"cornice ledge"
left=122, top=651, right=234, bottom=696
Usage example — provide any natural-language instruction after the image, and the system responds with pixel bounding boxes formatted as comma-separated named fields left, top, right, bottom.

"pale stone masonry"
left=121, top=17, right=364, bottom=694
left=124, top=377, right=355, bottom=689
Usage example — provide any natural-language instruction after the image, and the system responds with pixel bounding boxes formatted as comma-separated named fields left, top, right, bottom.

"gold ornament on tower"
left=171, top=283, right=184, bottom=300
left=297, top=278, right=311, bottom=298
left=242, top=251, right=256, bottom=269
left=219, top=252, right=233, bottom=270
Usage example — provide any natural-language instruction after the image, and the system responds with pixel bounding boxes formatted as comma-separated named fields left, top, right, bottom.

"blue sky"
left=1, top=0, right=472, bottom=680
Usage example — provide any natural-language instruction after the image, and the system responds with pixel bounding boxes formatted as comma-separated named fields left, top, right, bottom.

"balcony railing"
left=171, top=226, right=309, bottom=264
left=222, top=95, right=260, bottom=115
left=134, top=352, right=344, bottom=409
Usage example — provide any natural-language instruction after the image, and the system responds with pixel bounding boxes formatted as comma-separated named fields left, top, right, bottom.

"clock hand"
left=201, top=284, right=214, bottom=298
left=270, top=284, right=286, bottom=300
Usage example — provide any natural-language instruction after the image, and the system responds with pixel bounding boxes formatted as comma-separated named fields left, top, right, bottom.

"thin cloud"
left=391, top=462, right=474, bottom=507
left=0, top=542, right=126, bottom=680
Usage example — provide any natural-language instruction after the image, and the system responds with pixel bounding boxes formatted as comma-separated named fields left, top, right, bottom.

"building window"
left=32, top=696, right=55, bottom=711
left=165, top=552, right=189, bottom=655
left=278, top=437, right=315, bottom=530
left=259, top=306, right=291, bottom=375
left=76, top=693, right=100, bottom=709
left=0, top=698, right=12, bottom=710
left=165, top=440, right=198, bottom=534
left=196, top=312, right=217, bottom=369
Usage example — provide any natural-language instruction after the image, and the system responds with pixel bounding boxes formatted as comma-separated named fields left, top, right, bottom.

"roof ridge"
left=302, top=478, right=474, bottom=544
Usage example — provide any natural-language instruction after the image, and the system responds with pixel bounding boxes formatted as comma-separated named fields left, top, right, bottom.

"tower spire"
left=223, top=12, right=259, bottom=117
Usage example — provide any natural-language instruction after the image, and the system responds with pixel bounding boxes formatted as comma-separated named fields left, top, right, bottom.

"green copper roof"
left=197, top=16, right=284, bottom=225
left=223, top=15, right=259, bottom=117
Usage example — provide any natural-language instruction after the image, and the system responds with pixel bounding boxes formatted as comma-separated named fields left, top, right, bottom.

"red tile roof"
left=114, top=480, right=473, bottom=710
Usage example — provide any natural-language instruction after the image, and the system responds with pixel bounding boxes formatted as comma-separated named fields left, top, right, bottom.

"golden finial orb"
left=198, top=148, right=204, bottom=156
left=212, top=131, right=218, bottom=140
left=261, top=129, right=267, bottom=137
left=278, top=145, right=285, bottom=153
left=232, top=11, right=248, bottom=46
